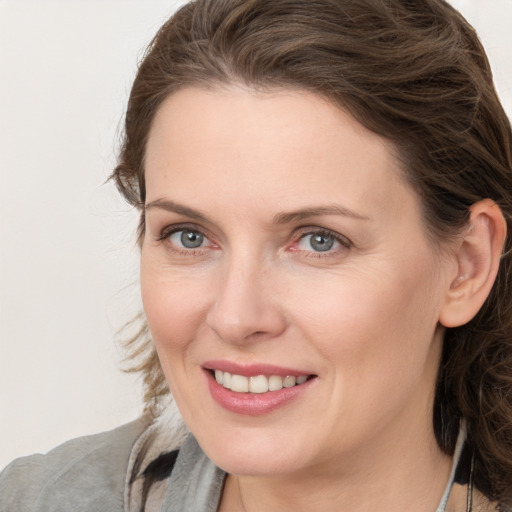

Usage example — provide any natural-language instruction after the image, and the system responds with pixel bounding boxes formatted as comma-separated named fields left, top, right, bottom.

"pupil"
left=311, top=234, right=334, bottom=252
left=181, top=231, right=204, bottom=248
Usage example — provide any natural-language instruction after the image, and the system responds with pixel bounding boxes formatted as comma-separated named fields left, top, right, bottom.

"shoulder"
left=0, top=416, right=151, bottom=512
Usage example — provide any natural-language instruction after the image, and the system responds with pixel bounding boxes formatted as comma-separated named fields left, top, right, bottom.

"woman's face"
left=141, top=86, right=453, bottom=477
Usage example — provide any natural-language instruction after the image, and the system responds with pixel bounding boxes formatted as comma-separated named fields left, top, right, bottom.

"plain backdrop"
left=0, top=0, right=511, bottom=471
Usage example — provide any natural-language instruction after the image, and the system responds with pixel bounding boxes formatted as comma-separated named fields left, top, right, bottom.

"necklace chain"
left=465, top=453, right=475, bottom=512
left=235, top=453, right=475, bottom=512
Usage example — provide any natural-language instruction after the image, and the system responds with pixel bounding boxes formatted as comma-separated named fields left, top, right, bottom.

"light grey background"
left=0, top=0, right=511, bottom=470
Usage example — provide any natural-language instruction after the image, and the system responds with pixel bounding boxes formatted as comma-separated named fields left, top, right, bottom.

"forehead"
left=144, top=86, right=418, bottom=226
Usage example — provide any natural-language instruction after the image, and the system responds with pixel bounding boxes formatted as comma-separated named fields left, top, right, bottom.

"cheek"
left=140, top=263, right=212, bottom=411
left=288, top=258, right=443, bottom=379
left=310, top=271, right=442, bottom=439
left=140, top=259, right=209, bottom=353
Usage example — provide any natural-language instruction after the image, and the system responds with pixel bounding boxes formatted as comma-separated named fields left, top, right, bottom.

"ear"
left=439, top=199, right=507, bottom=328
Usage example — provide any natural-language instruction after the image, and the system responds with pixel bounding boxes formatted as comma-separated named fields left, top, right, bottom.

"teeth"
left=249, top=375, right=268, bottom=394
left=222, top=372, right=232, bottom=390
left=231, top=374, right=249, bottom=393
left=268, top=375, right=283, bottom=391
left=214, top=371, right=310, bottom=394
left=283, top=376, right=296, bottom=388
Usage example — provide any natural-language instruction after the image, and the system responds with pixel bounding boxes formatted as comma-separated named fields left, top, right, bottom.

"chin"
left=211, top=451, right=304, bottom=478
left=197, top=428, right=309, bottom=477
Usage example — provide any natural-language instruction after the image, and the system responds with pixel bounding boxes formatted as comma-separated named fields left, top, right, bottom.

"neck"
left=219, top=420, right=453, bottom=512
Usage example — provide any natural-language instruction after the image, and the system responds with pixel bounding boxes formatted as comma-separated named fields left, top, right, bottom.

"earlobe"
left=439, top=199, right=507, bottom=328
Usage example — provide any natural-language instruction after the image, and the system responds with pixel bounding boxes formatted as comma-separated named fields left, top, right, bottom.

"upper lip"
left=203, top=360, right=314, bottom=377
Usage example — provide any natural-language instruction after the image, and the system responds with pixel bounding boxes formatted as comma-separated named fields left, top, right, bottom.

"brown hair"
left=112, top=0, right=512, bottom=505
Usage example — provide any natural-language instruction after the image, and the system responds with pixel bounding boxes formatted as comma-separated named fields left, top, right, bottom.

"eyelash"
left=291, top=227, right=352, bottom=258
left=156, top=224, right=352, bottom=257
left=157, top=224, right=216, bottom=255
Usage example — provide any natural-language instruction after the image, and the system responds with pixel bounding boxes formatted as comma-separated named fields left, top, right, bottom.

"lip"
left=202, top=362, right=316, bottom=416
left=203, top=360, right=312, bottom=378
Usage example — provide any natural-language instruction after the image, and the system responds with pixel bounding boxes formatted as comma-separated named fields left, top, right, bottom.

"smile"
left=214, top=370, right=309, bottom=394
left=203, top=361, right=317, bottom=414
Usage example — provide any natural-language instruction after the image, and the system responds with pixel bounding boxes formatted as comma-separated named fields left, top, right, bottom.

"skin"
left=140, top=86, right=458, bottom=511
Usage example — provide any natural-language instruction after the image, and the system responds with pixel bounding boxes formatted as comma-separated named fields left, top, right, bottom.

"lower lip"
left=205, top=370, right=314, bottom=416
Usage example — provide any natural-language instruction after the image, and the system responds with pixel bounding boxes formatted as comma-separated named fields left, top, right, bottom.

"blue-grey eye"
left=298, top=232, right=340, bottom=252
left=169, top=229, right=207, bottom=249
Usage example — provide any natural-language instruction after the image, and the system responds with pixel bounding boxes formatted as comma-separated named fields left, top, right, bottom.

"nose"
left=206, top=255, right=287, bottom=344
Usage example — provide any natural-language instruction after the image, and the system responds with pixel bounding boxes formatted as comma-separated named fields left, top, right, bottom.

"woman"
left=1, top=0, right=511, bottom=510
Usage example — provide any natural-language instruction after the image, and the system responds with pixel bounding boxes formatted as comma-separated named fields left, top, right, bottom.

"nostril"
left=244, top=330, right=269, bottom=342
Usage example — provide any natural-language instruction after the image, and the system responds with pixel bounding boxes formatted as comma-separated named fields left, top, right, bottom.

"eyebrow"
left=144, top=199, right=209, bottom=222
left=272, top=205, right=371, bottom=224
left=145, top=199, right=371, bottom=224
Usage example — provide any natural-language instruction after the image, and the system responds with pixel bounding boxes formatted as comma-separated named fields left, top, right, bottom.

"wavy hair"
left=112, top=0, right=512, bottom=505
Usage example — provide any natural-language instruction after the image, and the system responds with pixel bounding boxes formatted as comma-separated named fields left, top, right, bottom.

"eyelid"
left=154, top=223, right=351, bottom=255
left=290, top=226, right=352, bottom=253
left=157, top=223, right=210, bottom=242
left=156, top=223, right=220, bottom=256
